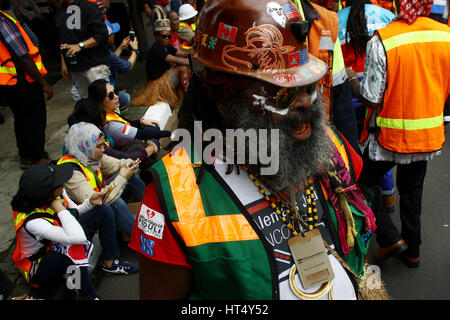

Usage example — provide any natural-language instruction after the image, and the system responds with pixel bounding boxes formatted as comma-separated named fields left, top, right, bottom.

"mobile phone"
left=129, top=31, right=135, bottom=41
left=102, top=184, right=116, bottom=204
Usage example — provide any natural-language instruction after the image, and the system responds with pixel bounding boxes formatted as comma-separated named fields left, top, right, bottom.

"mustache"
left=284, top=108, right=313, bottom=128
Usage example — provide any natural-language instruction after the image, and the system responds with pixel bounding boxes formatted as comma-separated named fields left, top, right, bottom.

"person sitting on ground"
left=11, top=164, right=105, bottom=299
left=67, top=98, right=158, bottom=163
left=105, top=20, right=139, bottom=113
left=58, top=122, right=145, bottom=239
left=88, top=79, right=171, bottom=154
left=130, top=6, right=190, bottom=107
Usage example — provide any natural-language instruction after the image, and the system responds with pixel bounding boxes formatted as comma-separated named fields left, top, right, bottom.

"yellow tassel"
left=337, top=188, right=358, bottom=248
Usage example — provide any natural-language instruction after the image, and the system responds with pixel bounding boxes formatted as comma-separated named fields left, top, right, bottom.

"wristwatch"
left=78, top=42, right=85, bottom=50
left=132, top=48, right=139, bottom=54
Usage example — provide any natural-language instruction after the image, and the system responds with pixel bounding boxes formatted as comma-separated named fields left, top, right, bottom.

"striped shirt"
left=0, top=12, right=29, bottom=58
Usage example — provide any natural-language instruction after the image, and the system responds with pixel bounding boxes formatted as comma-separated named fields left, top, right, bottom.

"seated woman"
left=67, top=98, right=158, bottom=163
left=11, top=164, right=136, bottom=300
left=58, top=122, right=144, bottom=238
left=88, top=79, right=172, bottom=152
left=130, top=8, right=190, bottom=108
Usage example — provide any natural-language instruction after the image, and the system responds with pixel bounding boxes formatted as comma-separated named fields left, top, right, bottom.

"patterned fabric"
left=398, top=0, right=434, bottom=24
left=0, top=12, right=29, bottom=57
left=64, top=122, right=104, bottom=171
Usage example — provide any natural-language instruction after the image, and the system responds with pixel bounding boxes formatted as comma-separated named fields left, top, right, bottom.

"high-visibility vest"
left=364, top=17, right=450, bottom=153
left=104, top=112, right=130, bottom=126
left=292, top=1, right=344, bottom=120
left=150, top=130, right=370, bottom=299
left=179, top=22, right=196, bottom=32
left=12, top=207, right=59, bottom=285
left=57, top=154, right=104, bottom=193
left=0, top=11, right=47, bottom=86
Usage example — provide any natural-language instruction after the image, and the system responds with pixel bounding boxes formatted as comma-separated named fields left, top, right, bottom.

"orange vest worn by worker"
left=0, top=11, right=47, bottom=86
left=304, top=3, right=340, bottom=119
left=362, top=17, right=450, bottom=153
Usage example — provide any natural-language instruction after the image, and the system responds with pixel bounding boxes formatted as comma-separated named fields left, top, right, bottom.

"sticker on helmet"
left=273, top=74, right=300, bottom=83
left=282, top=3, right=302, bottom=20
left=222, top=24, right=295, bottom=73
left=217, top=22, right=238, bottom=42
left=266, top=2, right=287, bottom=28
left=288, top=49, right=308, bottom=68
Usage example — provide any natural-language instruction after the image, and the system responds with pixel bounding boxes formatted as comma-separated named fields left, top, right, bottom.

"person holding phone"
left=57, top=122, right=145, bottom=243
left=106, top=20, right=139, bottom=113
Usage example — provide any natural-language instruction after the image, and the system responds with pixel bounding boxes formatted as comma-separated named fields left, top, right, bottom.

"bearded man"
left=129, top=0, right=380, bottom=300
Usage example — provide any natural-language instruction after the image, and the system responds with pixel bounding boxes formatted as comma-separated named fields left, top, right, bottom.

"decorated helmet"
left=192, top=0, right=328, bottom=88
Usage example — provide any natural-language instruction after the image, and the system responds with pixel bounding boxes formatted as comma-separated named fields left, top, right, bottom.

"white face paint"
left=252, top=89, right=318, bottom=116
left=266, top=2, right=287, bottom=28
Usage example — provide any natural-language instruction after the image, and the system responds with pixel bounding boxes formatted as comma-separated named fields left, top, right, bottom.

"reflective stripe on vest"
left=0, top=11, right=47, bottom=86
left=12, top=207, right=58, bottom=284
left=104, top=112, right=130, bottom=126
left=376, top=17, right=450, bottom=153
left=57, top=155, right=104, bottom=192
left=161, top=148, right=259, bottom=247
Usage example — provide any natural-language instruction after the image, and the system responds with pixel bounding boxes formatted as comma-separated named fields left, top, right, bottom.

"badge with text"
left=288, top=229, right=334, bottom=289
left=138, top=204, right=165, bottom=239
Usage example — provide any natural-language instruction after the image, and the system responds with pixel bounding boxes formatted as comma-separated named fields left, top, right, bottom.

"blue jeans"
left=118, top=91, right=130, bottom=110
left=79, top=204, right=121, bottom=261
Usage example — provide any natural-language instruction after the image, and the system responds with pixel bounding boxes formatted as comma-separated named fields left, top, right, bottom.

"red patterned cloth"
left=398, top=0, right=434, bottom=24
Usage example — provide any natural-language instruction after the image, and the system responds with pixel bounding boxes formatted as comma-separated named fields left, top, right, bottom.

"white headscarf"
left=65, top=122, right=104, bottom=171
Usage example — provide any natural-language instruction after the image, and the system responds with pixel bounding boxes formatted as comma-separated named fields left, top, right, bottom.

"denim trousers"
left=358, top=152, right=428, bottom=258
left=106, top=175, right=146, bottom=237
left=79, top=204, right=121, bottom=261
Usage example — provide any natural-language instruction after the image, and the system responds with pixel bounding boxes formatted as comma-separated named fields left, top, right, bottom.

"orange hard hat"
left=192, top=0, right=328, bottom=88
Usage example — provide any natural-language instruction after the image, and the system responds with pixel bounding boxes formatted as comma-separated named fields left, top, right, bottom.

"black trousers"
left=5, top=81, right=47, bottom=161
left=358, top=151, right=427, bottom=258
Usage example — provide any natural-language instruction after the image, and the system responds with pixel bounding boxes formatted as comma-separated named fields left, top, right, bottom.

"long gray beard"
left=225, top=93, right=333, bottom=191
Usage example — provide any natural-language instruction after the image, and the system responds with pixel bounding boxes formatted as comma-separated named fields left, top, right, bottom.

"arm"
left=17, top=54, right=53, bottom=99
left=164, top=54, right=189, bottom=66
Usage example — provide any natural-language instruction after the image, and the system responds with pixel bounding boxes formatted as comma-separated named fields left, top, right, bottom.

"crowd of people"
left=0, top=0, right=449, bottom=301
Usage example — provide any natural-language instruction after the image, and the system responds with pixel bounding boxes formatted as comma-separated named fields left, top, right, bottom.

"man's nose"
left=288, top=89, right=313, bottom=112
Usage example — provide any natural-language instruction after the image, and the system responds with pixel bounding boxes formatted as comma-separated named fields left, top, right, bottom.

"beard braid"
left=225, top=93, right=334, bottom=191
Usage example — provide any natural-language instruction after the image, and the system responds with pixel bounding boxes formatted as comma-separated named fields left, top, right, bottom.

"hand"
left=61, top=62, right=71, bottom=80
left=89, top=189, right=108, bottom=206
left=346, top=67, right=358, bottom=80
left=130, top=37, right=139, bottom=50
left=140, top=118, right=160, bottom=127
left=145, top=140, right=158, bottom=156
left=60, top=43, right=82, bottom=56
left=119, top=161, right=139, bottom=180
left=50, top=198, right=66, bottom=213
left=120, top=36, right=131, bottom=50
left=42, top=83, right=53, bottom=100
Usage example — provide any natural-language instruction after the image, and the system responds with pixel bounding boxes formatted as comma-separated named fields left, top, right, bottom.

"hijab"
left=65, top=122, right=104, bottom=171
left=398, top=0, right=434, bottom=24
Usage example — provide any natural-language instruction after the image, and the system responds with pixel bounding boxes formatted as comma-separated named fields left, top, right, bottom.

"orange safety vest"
left=12, top=207, right=59, bottom=285
left=57, top=154, right=104, bottom=193
left=362, top=17, right=450, bottom=153
left=104, top=112, right=130, bottom=126
left=0, top=11, right=47, bottom=86
left=306, top=3, right=340, bottom=119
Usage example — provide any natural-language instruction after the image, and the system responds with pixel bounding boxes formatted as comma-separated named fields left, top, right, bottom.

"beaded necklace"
left=241, top=165, right=334, bottom=300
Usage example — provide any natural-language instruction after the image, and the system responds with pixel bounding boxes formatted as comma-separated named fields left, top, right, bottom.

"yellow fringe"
left=336, top=188, right=358, bottom=248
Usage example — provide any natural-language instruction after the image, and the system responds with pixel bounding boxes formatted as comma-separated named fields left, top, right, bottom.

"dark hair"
left=88, top=79, right=109, bottom=103
left=346, top=0, right=371, bottom=58
left=68, top=98, right=105, bottom=128
left=11, top=189, right=54, bottom=214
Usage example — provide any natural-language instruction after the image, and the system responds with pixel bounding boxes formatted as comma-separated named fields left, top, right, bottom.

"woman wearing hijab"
left=58, top=122, right=144, bottom=245
left=11, top=164, right=103, bottom=299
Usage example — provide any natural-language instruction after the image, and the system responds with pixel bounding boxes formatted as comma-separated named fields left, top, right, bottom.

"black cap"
left=18, top=164, right=74, bottom=202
